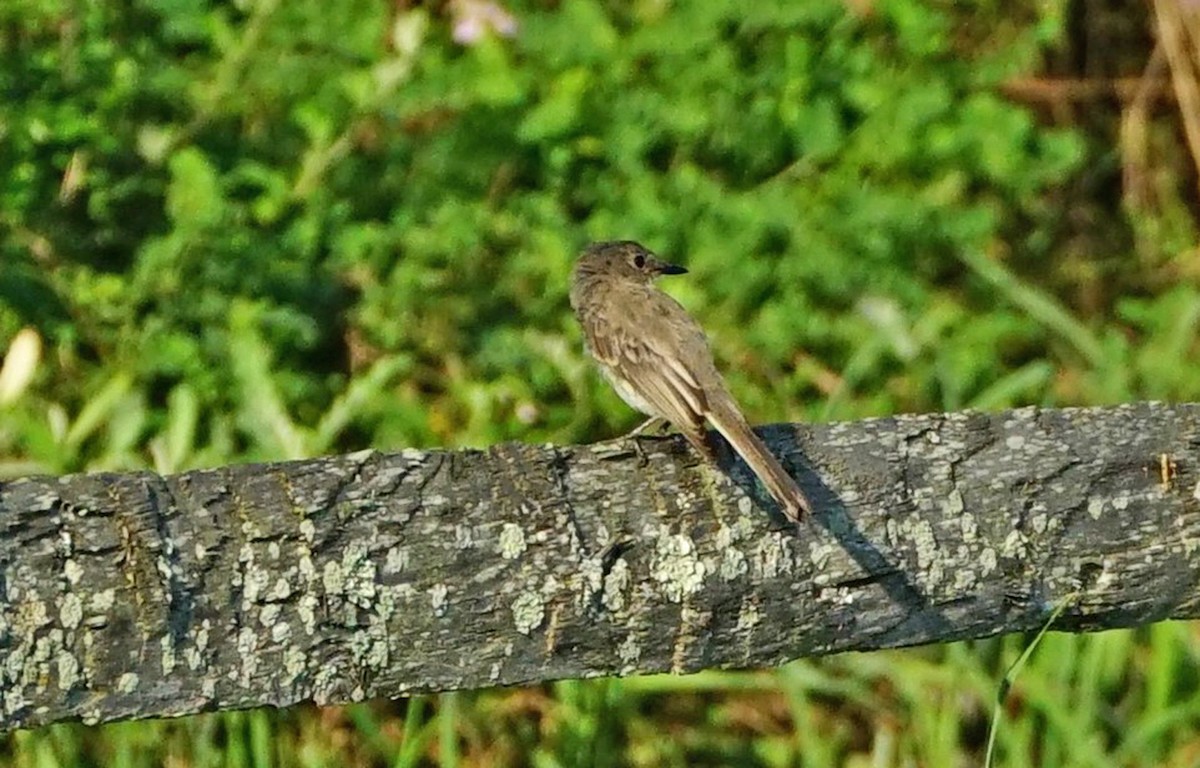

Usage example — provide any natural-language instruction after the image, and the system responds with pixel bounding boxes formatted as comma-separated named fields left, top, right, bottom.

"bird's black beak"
left=648, top=257, right=687, bottom=276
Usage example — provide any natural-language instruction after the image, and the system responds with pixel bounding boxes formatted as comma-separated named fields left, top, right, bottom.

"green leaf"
left=166, top=147, right=224, bottom=229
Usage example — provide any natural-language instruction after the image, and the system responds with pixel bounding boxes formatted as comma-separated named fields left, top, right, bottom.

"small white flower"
left=451, top=0, right=518, bottom=45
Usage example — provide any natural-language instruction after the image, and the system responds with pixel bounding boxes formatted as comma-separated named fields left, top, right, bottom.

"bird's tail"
left=706, top=400, right=811, bottom=522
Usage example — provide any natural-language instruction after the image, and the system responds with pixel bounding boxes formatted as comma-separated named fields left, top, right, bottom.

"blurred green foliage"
left=2, top=0, right=1200, bottom=764
left=8, top=0, right=1196, bottom=476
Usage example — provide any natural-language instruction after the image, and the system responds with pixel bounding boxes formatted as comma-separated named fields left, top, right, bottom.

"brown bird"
left=569, top=240, right=812, bottom=521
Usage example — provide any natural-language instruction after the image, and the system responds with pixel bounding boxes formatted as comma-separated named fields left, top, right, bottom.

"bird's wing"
left=582, top=296, right=710, bottom=428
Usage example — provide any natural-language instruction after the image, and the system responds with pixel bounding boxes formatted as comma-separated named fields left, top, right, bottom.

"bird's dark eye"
left=633, top=253, right=646, bottom=269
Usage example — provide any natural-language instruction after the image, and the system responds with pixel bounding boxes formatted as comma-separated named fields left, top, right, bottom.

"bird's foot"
left=620, top=417, right=673, bottom=467
left=622, top=416, right=670, bottom=440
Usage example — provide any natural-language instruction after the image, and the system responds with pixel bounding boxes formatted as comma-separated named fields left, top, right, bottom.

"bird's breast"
left=597, top=361, right=661, bottom=417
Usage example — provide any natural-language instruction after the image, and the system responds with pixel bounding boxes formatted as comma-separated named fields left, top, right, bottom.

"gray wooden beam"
left=1, top=402, right=1197, bottom=732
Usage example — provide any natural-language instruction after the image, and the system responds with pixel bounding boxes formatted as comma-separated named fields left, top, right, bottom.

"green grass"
left=3, top=0, right=1200, bottom=764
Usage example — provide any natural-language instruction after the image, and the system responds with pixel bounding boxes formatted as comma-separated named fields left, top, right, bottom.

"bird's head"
left=573, top=241, right=687, bottom=285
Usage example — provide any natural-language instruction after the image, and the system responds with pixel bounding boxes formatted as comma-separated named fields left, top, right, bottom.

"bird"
left=569, top=240, right=812, bottom=521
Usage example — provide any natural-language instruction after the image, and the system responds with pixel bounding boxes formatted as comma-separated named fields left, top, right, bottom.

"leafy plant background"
left=2, top=0, right=1198, bottom=764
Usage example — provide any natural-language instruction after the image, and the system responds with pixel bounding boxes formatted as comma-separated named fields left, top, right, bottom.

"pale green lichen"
left=284, top=646, right=307, bottom=684
left=55, top=651, right=79, bottom=690
left=375, top=588, right=396, bottom=622
left=3, top=689, right=26, bottom=717
left=346, top=448, right=377, bottom=463
left=579, top=555, right=605, bottom=602
left=953, top=561, right=977, bottom=591
left=719, top=546, right=747, bottom=581
left=312, top=664, right=338, bottom=705
left=362, top=627, right=389, bottom=669
left=806, top=541, right=837, bottom=578
left=430, top=583, right=450, bottom=617
left=240, top=519, right=266, bottom=540
left=736, top=599, right=760, bottom=631
left=58, top=593, right=82, bottom=630
left=511, top=591, right=544, bottom=635
left=155, top=555, right=172, bottom=582
left=753, top=533, right=795, bottom=580
left=498, top=523, right=527, bottom=559
left=350, top=628, right=382, bottom=667
left=959, top=511, right=977, bottom=541
left=618, top=634, right=641, bottom=669
left=63, top=560, right=83, bottom=585
left=268, top=576, right=293, bottom=601
left=237, top=627, right=258, bottom=687
left=20, top=597, right=49, bottom=629
left=259, top=604, right=281, bottom=628
left=455, top=523, right=475, bottom=549
left=160, top=634, right=176, bottom=675
left=817, top=585, right=854, bottom=606
left=1003, top=529, right=1029, bottom=559
left=322, top=560, right=344, bottom=595
left=384, top=547, right=409, bottom=574
left=1031, top=511, right=1049, bottom=534
left=243, top=563, right=271, bottom=608
left=117, top=672, right=139, bottom=693
left=601, top=558, right=631, bottom=613
left=340, top=544, right=378, bottom=608
left=298, top=593, right=319, bottom=635
left=714, top=524, right=736, bottom=550
left=196, top=619, right=211, bottom=652
left=978, top=547, right=998, bottom=575
left=650, top=533, right=706, bottom=603
left=297, top=552, right=317, bottom=587
left=908, top=518, right=944, bottom=589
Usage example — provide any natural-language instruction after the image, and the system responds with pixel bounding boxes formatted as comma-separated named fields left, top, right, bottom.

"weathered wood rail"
left=1, top=402, right=1197, bottom=732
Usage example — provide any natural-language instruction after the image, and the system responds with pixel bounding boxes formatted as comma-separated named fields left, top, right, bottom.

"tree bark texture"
left=1, top=402, right=1198, bottom=732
